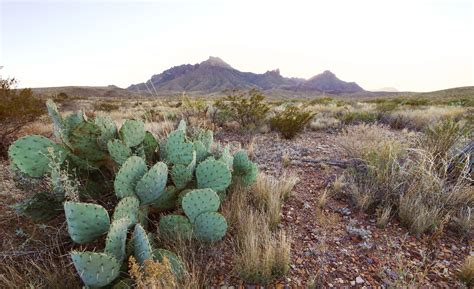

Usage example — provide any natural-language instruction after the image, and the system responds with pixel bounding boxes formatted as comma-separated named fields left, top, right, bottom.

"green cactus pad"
left=171, top=151, right=196, bottom=190
left=177, top=119, right=187, bottom=131
left=219, top=145, right=234, bottom=169
left=182, top=188, right=220, bottom=222
left=151, top=186, right=178, bottom=211
left=104, top=218, right=130, bottom=263
left=143, top=131, right=158, bottom=162
left=138, top=206, right=149, bottom=228
left=196, top=159, right=231, bottom=192
left=107, top=139, right=132, bottom=165
left=70, top=251, right=120, bottom=287
left=165, top=130, right=194, bottom=165
left=112, top=196, right=140, bottom=226
left=114, top=156, right=147, bottom=199
left=158, top=139, right=168, bottom=161
left=196, top=130, right=213, bottom=151
left=120, top=119, right=145, bottom=147
left=63, top=112, right=84, bottom=136
left=135, top=162, right=168, bottom=205
left=64, top=201, right=110, bottom=244
left=232, top=150, right=258, bottom=186
left=153, top=249, right=185, bottom=278
left=133, top=224, right=153, bottom=265
left=46, top=99, right=64, bottom=137
left=95, top=115, right=117, bottom=149
left=8, top=135, right=66, bottom=178
left=68, top=121, right=106, bottom=163
left=159, top=215, right=193, bottom=240
left=193, top=141, right=209, bottom=163
left=193, top=211, right=227, bottom=242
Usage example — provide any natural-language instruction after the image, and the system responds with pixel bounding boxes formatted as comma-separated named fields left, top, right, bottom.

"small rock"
left=351, top=281, right=356, bottom=286
left=356, top=276, right=364, bottom=284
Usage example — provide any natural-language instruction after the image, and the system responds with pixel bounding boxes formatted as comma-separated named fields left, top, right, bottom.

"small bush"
left=337, top=110, right=378, bottom=125
left=0, top=78, right=45, bottom=157
left=92, top=101, right=120, bottom=112
left=214, top=89, right=270, bottom=131
left=270, top=105, right=315, bottom=139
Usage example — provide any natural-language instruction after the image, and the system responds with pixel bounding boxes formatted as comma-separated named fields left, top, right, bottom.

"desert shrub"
left=308, top=97, right=335, bottom=105
left=214, top=88, right=270, bottom=131
left=339, top=124, right=473, bottom=236
left=92, top=101, right=120, bottom=112
left=310, top=116, right=341, bottom=131
left=337, top=110, right=379, bottom=125
left=0, top=78, right=45, bottom=157
left=270, top=105, right=315, bottom=139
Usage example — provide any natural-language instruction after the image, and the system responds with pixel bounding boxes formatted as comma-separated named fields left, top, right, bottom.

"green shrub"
left=337, top=110, right=378, bottom=125
left=0, top=78, right=45, bottom=157
left=270, top=105, right=315, bottom=139
left=214, top=89, right=270, bottom=131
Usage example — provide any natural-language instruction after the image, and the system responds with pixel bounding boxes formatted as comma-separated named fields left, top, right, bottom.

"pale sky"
left=1, top=0, right=473, bottom=91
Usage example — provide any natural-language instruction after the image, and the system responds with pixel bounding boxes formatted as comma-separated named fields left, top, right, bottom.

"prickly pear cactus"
left=95, top=115, right=117, bottom=149
left=68, top=121, right=106, bottom=163
left=120, top=120, right=145, bottom=148
left=46, top=99, right=64, bottom=138
left=165, top=130, right=194, bottom=165
left=70, top=251, right=120, bottom=287
left=143, top=131, right=158, bottom=162
left=194, top=140, right=209, bottom=163
left=114, top=156, right=147, bottom=199
left=63, top=112, right=84, bottom=137
left=107, top=139, right=132, bottom=165
left=112, top=196, right=140, bottom=226
left=133, top=224, right=153, bottom=265
left=104, top=218, right=130, bottom=263
left=135, top=162, right=168, bottom=205
left=196, top=159, right=231, bottom=192
left=177, top=119, right=186, bottom=131
left=219, top=145, right=233, bottom=169
left=171, top=151, right=196, bottom=190
left=159, top=215, right=193, bottom=240
left=196, top=129, right=213, bottom=151
left=8, top=135, right=66, bottom=178
left=151, top=186, right=178, bottom=211
left=182, top=188, right=220, bottom=222
left=232, top=150, right=258, bottom=186
left=193, top=211, right=228, bottom=242
left=64, top=201, right=110, bottom=244
left=153, top=248, right=185, bottom=278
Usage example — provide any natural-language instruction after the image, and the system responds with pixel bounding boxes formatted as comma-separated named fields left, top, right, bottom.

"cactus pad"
left=143, top=131, right=158, bottom=162
left=196, top=159, right=231, bottom=192
left=151, top=186, right=178, bottom=211
left=219, top=145, right=233, bottom=169
left=70, top=251, right=120, bottom=287
left=196, top=129, right=213, bottom=151
left=120, top=119, right=145, bottom=147
left=182, top=188, right=220, bottom=222
left=194, top=140, right=209, bottom=163
left=68, top=121, right=106, bottom=163
left=112, top=196, right=140, bottom=226
left=64, top=201, right=110, bottom=244
left=8, top=135, right=65, bottom=178
left=232, top=150, right=258, bottom=186
left=133, top=224, right=153, bottom=265
left=107, top=139, right=132, bottom=165
left=63, top=112, right=84, bottom=137
left=159, top=215, right=193, bottom=240
left=46, top=99, right=64, bottom=136
left=104, top=218, right=130, bottom=263
left=193, top=211, right=227, bottom=242
left=171, top=151, right=196, bottom=190
left=95, top=115, right=117, bottom=149
left=165, top=130, right=194, bottom=165
left=114, top=156, right=147, bottom=199
left=153, top=249, right=185, bottom=278
left=135, top=162, right=168, bottom=205
left=177, top=119, right=187, bottom=131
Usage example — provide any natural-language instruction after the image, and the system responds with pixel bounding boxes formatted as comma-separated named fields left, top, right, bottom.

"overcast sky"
left=1, top=0, right=472, bottom=91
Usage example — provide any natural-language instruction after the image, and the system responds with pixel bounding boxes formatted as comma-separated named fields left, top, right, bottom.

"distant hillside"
left=32, top=85, right=137, bottom=98
left=128, top=56, right=364, bottom=95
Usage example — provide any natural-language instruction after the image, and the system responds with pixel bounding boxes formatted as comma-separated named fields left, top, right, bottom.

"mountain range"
left=128, top=56, right=364, bottom=95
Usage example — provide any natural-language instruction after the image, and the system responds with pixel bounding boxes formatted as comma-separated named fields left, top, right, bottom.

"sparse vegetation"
left=270, top=105, right=315, bottom=139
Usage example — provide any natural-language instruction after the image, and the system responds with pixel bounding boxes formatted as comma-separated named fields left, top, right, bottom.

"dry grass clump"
left=129, top=256, right=177, bottom=288
left=458, top=255, right=474, bottom=288
left=339, top=121, right=473, bottom=236
left=145, top=119, right=175, bottom=139
left=233, top=209, right=291, bottom=284
left=310, top=116, right=341, bottom=131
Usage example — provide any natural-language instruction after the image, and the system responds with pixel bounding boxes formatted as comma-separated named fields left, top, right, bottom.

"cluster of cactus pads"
left=8, top=100, right=258, bottom=287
